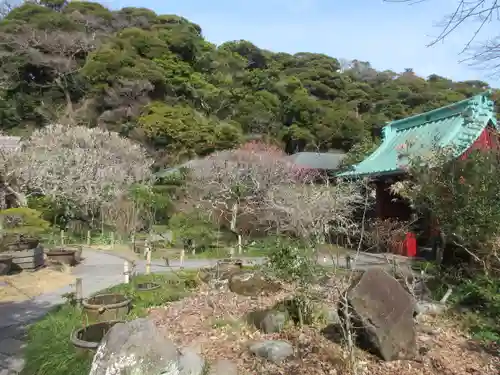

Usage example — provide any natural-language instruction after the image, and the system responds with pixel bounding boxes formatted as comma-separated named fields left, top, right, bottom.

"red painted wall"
left=460, top=126, right=498, bottom=160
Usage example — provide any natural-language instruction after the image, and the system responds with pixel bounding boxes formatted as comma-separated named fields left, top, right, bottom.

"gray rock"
left=178, top=348, right=205, bottom=375
left=322, top=305, right=341, bottom=325
left=208, top=359, right=238, bottom=375
left=89, top=318, right=183, bottom=375
left=249, top=340, right=293, bottom=364
left=346, top=268, right=417, bottom=361
left=247, top=308, right=289, bottom=333
left=414, top=300, right=448, bottom=316
left=261, top=310, right=288, bottom=333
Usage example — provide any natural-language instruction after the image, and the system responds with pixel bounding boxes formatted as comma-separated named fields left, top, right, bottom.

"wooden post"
left=346, top=255, right=352, bottom=269
left=124, top=261, right=130, bottom=283
left=60, top=230, right=64, bottom=246
left=237, top=234, right=242, bottom=254
left=145, top=251, right=151, bottom=275
left=75, top=278, right=83, bottom=306
left=110, top=232, right=115, bottom=249
left=86, top=230, right=91, bottom=246
left=229, top=246, right=234, bottom=259
left=179, top=249, right=185, bottom=269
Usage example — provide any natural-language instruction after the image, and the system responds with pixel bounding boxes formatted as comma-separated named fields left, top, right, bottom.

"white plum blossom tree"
left=263, top=180, right=366, bottom=246
left=187, top=141, right=295, bottom=253
left=5, top=124, right=154, bottom=211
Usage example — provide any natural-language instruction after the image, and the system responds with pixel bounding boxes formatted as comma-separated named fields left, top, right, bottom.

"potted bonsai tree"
left=0, top=207, right=51, bottom=251
left=0, top=208, right=50, bottom=274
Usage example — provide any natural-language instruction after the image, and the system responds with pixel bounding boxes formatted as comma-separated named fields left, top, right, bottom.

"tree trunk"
left=0, top=187, right=5, bottom=240
left=0, top=187, right=6, bottom=210
left=230, top=202, right=242, bottom=254
left=55, top=76, right=74, bottom=122
left=4, top=185, right=27, bottom=207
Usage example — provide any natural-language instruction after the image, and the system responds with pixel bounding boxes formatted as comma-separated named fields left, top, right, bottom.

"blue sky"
left=106, top=0, right=498, bottom=87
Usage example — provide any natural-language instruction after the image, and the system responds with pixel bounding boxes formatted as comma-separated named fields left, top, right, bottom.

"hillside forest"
left=0, top=0, right=498, bottom=167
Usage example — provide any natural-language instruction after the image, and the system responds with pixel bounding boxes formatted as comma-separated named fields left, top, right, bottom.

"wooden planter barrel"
left=51, top=246, right=82, bottom=264
left=0, top=254, right=13, bottom=275
left=82, top=294, right=131, bottom=322
left=46, top=250, right=76, bottom=266
left=70, top=320, right=124, bottom=354
left=4, top=245, right=44, bottom=271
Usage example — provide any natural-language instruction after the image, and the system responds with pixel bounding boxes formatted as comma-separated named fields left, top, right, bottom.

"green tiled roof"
left=338, top=91, right=497, bottom=178
left=287, top=151, right=346, bottom=170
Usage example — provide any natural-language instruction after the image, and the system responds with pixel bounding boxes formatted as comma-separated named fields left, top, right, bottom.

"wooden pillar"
left=75, top=278, right=83, bottom=306
left=375, top=180, right=387, bottom=219
left=145, top=251, right=151, bottom=275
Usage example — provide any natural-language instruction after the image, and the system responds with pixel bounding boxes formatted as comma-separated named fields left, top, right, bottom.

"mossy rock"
left=228, top=270, right=281, bottom=297
left=247, top=308, right=290, bottom=333
left=274, top=295, right=341, bottom=327
left=198, top=261, right=242, bottom=283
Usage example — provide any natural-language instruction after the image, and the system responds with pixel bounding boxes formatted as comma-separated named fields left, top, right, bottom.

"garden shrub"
left=392, top=140, right=500, bottom=344
left=364, top=218, right=411, bottom=254
left=394, top=144, right=500, bottom=274
left=0, top=207, right=50, bottom=243
left=168, top=210, right=216, bottom=252
left=454, top=275, right=500, bottom=344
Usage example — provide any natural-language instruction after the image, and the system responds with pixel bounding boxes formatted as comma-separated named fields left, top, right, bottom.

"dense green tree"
left=0, top=0, right=496, bottom=166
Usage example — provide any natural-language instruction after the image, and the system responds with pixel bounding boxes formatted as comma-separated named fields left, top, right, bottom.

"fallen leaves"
left=148, top=281, right=499, bottom=375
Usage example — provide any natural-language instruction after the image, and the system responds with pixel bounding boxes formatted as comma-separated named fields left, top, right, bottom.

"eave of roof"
left=287, top=151, right=346, bottom=170
left=337, top=90, right=497, bottom=179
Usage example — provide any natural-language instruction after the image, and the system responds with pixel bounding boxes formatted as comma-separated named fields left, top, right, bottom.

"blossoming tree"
left=187, top=141, right=295, bottom=253
left=3, top=124, right=154, bottom=218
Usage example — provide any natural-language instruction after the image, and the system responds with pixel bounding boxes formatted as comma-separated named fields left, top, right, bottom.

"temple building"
left=338, top=91, right=498, bottom=256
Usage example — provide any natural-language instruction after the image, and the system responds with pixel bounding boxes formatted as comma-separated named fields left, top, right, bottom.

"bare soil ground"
left=0, top=267, right=75, bottom=302
left=149, top=282, right=499, bottom=375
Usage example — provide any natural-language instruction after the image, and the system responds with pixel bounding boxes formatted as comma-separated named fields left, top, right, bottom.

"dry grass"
left=148, top=277, right=349, bottom=374
left=148, top=282, right=499, bottom=375
left=0, top=267, right=75, bottom=302
left=366, top=315, right=499, bottom=375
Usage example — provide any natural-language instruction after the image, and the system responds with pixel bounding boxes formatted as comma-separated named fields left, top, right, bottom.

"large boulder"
left=89, top=318, right=204, bottom=375
left=343, top=268, right=417, bottom=361
left=228, top=270, right=281, bottom=296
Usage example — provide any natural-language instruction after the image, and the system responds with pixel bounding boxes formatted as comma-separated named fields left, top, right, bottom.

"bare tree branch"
left=384, top=0, right=500, bottom=74
left=186, top=141, right=296, bottom=253
left=0, top=0, right=21, bottom=19
left=263, top=179, right=366, bottom=245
